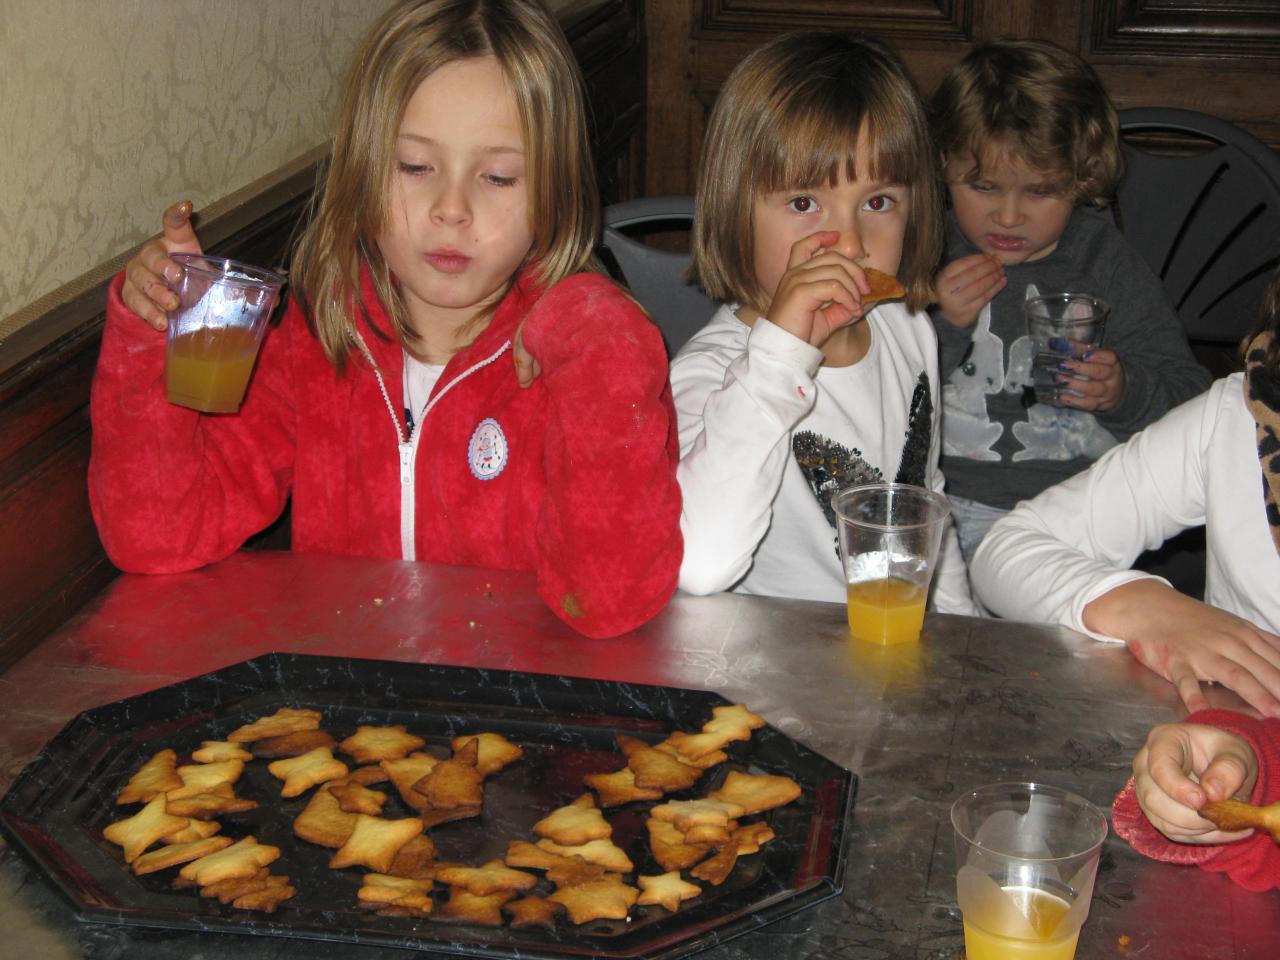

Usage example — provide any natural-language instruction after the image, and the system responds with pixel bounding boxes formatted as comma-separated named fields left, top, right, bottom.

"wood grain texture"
left=644, top=0, right=1280, bottom=196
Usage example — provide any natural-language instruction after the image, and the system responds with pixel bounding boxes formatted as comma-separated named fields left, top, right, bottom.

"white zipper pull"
left=398, top=442, right=414, bottom=485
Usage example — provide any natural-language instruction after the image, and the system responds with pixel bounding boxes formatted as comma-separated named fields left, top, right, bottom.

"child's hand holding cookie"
left=765, top=231, right=871, bottom=348
left=1133, top=721, right=1259, bottom=844
left=932, top=253, right=1005, bottom=330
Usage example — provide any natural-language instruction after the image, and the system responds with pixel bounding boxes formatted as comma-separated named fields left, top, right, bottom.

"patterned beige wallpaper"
left=0, top=0, right=395, bottom=333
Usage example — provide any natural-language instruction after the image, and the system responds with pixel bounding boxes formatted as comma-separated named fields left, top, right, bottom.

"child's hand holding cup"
left=163, top=254, right=285, bottom=414
left=1024, top=293, right=1110, bottom=407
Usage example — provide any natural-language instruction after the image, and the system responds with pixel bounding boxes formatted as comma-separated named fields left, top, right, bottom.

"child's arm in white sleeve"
left=672, top=318, right=822, bottom=594
left=970, top=380, right=1221, bottom=636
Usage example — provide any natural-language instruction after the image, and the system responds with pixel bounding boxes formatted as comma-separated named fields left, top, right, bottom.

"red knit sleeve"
left=88, top=272, right=300, bottom=572
left=518, top=273, right=682, bottom=638
left=1112, top=709, right=1280, bottom=892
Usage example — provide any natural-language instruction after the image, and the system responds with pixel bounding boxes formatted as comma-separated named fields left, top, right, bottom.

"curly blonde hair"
left=931, top=39, right=1124, bottom=207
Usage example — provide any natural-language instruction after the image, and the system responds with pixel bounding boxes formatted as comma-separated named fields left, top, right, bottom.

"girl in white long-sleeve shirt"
left=971, top=269, right=1280, bottom=718
left=671, top=30, right=977, bottom=615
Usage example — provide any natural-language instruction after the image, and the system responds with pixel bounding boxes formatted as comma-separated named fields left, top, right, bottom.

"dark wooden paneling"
left=645, top=0, right=1280, bottom=197
left=562, top=0, right=646, bottom=203
left=1092, top=0, right=1280, bottom=59
left=0, top=323, right=114, bottom=673
left=699, top=0, right=971, bottom=40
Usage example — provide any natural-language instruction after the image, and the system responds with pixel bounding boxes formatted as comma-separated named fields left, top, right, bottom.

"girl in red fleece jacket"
left=1113, top=710, right=1280, bottom=891
left=89, top=0, right=682, bottom=639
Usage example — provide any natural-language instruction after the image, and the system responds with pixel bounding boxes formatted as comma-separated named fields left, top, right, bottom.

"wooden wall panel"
left=1092, top=0, right=1280, bottom=58
left=698, top=0, right=970, bottom=39
left=644, top=0, right=1280, bottom=197
left=563, top=0, right=647, bottom=203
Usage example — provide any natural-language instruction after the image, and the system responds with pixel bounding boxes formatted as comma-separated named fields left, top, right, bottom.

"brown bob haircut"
left=690, top=31, right=942, bottom=314
left=291, top=0, right=600, bottom=368
left=931, top=39, right=1124, bottom=207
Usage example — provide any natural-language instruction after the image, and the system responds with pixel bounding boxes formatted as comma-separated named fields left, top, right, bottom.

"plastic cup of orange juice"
left=951, top=783, right=1108, bottom=960
left=164, top=253, right=285, bottom=413
left=831, top=482, right=949, bottom=645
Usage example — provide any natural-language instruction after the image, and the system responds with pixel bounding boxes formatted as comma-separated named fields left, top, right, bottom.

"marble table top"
left=1, top=551, right=1274, bottom=959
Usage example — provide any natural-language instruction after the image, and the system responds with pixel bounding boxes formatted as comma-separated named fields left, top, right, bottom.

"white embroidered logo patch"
left=467, top=418, right=508, bottom=481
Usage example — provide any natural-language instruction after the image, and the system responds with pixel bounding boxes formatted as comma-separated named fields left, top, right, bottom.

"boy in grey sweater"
left=928, top=40, right=1211, bottom=559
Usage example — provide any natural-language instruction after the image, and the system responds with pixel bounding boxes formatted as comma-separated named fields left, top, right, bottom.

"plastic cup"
left=831, top=482, right=950, bottom=645
left=951, top=782, right=1108, bottom=960
left=1024, top=293, right=1109, bottom=406
left=164, top=253, right=285, bottom=413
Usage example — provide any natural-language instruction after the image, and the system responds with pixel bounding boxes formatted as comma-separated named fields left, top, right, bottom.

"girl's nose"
left=832, top=228, right=865, bottom=262
left=430, top=179, right=472, bottom=226
left=993, top=193, right=1023, bottom=228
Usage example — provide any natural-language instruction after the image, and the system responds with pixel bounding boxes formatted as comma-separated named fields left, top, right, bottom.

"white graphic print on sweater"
left=941, top=301, right=1003, bottom=461
left=942, top=283, right=1117, bottom=462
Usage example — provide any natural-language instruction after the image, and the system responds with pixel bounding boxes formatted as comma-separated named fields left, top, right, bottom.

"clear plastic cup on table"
left=1024, top=293, right=1109, bottom=406
left=831, top=482, right=950, bottom=645
left=164, top=253, right=286, bottom=413
left=951, top=782, right=1109, bottom=960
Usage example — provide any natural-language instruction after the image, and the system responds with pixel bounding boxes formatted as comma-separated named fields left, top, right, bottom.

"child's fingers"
left=1167, top=659, right=1211, bottom=714
left=512, top=323, right=541, bottom=388
left=942, top=254, right=1003, bottom=292
left=786, top=231, right=842, bottom=270
left=1055, top=352, right=1125, bottom=411
left=792, top=245, right=872, bottom=296
left=161, top=200, right=203, bottom=254
left=513, top=343, right=541, bottom=388
left=122, top=253, right=178, bottom=332
left=934, top=256, right=1003, bottom=325
left=815, top=298, right=857, bottom=332
left=1144, top=724, right=1206, bottom=808
left=1198, top=753, right=1251, bottom=805
left=768, top=267, right=861, bottom=344
left=792, top=275, right=860, bottom=323
left=779, top=259, right=865, bottom=306
left=1133, top=775, right=1213, bottom=843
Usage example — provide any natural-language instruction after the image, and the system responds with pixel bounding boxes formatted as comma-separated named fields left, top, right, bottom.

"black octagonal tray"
left=0, top=653, right=854, bottom=959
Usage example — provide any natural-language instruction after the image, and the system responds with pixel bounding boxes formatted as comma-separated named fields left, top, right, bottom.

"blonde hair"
left=931, top=40, right=1124, bottom=207
left=690, top=31, right=942, bottom=314
left=292, top=0, right=600, bottom=368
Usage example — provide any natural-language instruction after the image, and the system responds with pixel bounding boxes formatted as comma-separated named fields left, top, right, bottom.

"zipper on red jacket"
left=355, top=332, right=512, bottom=562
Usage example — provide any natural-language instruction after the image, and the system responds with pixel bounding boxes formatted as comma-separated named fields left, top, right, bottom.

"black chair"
left=1116, top=109, right=1280, bottom=599
left=1117, top=107, right=1280, bottom=347
left=601, top=196, right=716, bottom=356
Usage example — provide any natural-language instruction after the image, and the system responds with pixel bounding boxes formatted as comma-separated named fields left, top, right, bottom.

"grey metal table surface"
left=1, top=551, right=1274, bottom=959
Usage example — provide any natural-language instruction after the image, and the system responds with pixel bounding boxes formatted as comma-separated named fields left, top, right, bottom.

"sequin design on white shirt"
left=792, top=371, right=933, bottom=556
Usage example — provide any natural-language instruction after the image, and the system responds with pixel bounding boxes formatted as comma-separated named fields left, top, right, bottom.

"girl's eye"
left=865, top=195, right=896, bottom=212
left=970, top=181, right=994, bottom=193
left=484, top=174, right=519, bottom=188
left=397, top=161, right=431, bottom=176
left=787, top=195, right=816, bottom=214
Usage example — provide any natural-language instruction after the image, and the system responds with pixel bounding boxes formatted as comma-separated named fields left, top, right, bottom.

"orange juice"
left=846, top=577, right=926, bottom=645
left=962, top=887, right=1077, bottom=960
left=166, top=326, right=262, bottom=413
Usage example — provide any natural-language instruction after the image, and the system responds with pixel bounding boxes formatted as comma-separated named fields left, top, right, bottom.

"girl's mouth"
left=425, top=250, right=471, bottom=274
left=985, top=234, right=1025, bottom=251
